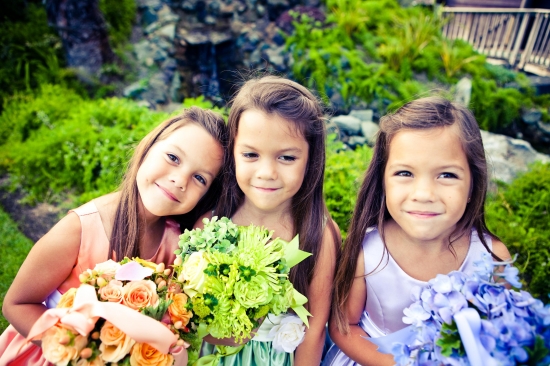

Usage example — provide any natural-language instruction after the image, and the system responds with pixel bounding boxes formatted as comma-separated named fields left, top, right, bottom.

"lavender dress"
left=323, top=227, right=492, bottom=365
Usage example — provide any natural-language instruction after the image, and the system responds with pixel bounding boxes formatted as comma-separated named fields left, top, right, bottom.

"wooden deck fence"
left=441, top=7, right=550, bottom=72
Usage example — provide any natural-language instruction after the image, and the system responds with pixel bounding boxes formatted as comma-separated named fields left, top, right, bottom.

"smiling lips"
left=254, top=186, right=279, bottom=192
left=407, top=211, right=440, bottom=218
left=156, top=183, right=180, bottom=202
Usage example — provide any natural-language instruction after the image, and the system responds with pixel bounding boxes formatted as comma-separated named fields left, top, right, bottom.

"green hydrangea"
left=234, top=273, right=273, bottom=308
left=190, top=296, right=212, bottom=319
left=177, top=217, right=239, bottom=259
left=269, top=280, right=294, bottom=315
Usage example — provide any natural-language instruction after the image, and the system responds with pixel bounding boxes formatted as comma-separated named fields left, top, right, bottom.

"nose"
left=256, top=159, right=277, bottom=180
left=410, top=177, right=436, bottom=202
left=171, top=173, right=189, bottom=191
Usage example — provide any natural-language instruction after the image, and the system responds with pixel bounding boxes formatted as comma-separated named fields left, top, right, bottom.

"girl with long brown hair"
left=324, top=97, right=510, bottom=365
left=1, top=107, right=228, bottom=365
left=201, top=76, right=341, bottom=366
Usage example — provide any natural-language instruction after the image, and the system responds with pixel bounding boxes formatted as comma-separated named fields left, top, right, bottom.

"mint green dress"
left=199, top=314, right=293, bottom=366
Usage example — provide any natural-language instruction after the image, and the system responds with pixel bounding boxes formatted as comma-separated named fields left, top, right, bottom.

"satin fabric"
left=322, top=228, right=493, bottom=366
left=0, top=200, right=181, bottom=365
left=200, top=314, right=292, bottom=366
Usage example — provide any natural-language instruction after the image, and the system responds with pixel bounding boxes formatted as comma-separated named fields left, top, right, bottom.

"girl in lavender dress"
left=325, top=97, right=511, bottom=366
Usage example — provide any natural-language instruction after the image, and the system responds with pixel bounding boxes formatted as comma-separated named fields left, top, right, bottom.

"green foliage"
left=324, top=135, right=372, bottom=236
left=0, top=2, right=84, bottom=109
left=486, top=163, right=550, bottom=301
left=99, top=0, right=137, bottom=47
left=0, top=205, right=34, bottom=333
left=286, top=0, right=544, bottom=131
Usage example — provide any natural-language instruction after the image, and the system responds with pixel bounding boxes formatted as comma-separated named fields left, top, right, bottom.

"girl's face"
left=384, top=125, right=471, bottom=244
left=137, top=123, right=224, bottom=219
left=234, top=109, right=309, bottom=214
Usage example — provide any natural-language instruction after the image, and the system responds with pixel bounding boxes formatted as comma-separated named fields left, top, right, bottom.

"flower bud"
left=174, top=257, right=183, bottom=266
left=158, top=280, right=167, bottom=290
left=59, top=334, right=71, bottom=345
left=80, top=348, right=93, bottom=359
left=79, top=273, right=89, bottom=283
left=91, top=270, right=98, bottom=277
left=89, top=279, right=96, bottom=286
left=176, top=339, right=185, bottom=346
left=155, top=277, right=163, bottom=285
left=91, top=331, right=100, bottom=340
left=178, top=273, right=185, bottom=282
left=156, top=263, right=165, bottom=273
left=174, top=321, right=183, bottom=329
left=96, top=277, right=107, bottom=287
left=164, top=269, right=171, bottom=276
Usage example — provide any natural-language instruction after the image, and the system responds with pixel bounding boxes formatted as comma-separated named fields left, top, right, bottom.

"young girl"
left=0, top=106, right=228, bottom=364
left=324, top=97, right=511, bottom=366
left=201, top=76, right=341, bottom=366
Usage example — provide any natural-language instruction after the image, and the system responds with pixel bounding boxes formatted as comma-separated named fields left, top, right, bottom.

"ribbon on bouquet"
left=453, top=308, right=498, bottom=366
left=27, top=284, right=188, bottom=366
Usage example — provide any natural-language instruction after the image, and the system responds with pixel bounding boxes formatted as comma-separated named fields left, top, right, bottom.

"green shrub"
left=486, top=162, right=550, bottom=302
left=0, top=205, right=34, bottom=333
left=0, top=86, right=225, bottom=205
left=324, top=135, right=372, bottom=237
left=99, top=0, right=137, bottom=48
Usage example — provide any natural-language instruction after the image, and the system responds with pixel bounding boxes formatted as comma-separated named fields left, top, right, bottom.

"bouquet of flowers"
left=172, top=217, right=312, bottom=351
left=388, top=253, right=550, bottom=366
left=27, top=258, right=190, bottom=366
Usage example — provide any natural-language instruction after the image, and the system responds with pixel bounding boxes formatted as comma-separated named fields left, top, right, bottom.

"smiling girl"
left=201, top=76, right=341, bottom=366
left=324, top=97, right=511, bottom=366
left=0, top=107, right=228, bottom=365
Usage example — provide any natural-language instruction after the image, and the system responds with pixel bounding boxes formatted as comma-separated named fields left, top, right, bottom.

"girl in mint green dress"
left=198, top=76, right=341, bottom=366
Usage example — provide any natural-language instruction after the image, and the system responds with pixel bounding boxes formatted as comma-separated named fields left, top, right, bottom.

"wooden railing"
left=441, top=7, right=550, bottom=73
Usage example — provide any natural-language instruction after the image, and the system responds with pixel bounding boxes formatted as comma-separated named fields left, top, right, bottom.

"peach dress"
left=0, top=200, right=181, bottom=365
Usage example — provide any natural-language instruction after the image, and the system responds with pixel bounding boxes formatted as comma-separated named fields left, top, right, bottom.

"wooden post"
left=519, top=13, right=542, bottom=69
left=509, top=13, right=529, bottom=67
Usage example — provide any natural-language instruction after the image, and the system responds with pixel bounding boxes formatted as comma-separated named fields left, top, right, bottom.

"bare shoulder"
left=194, top=211, right=214, bottom=229
left=491, top=238, right=511, bottom=261
left=93, top=192, right=120, bottom=217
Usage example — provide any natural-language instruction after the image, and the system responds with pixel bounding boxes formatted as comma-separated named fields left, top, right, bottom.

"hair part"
left=332, top=96, right=501, bottom=334
left=216, top=75, right=339, bottom=297
left=109, top=106, right=228, bottom=261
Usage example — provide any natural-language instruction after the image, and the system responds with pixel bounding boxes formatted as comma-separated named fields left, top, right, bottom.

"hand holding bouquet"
left=27, top=258, right=190, bottom=366
left=387, top=253, right=550, bottom=366
left=173, top=217, right=312, bottom=347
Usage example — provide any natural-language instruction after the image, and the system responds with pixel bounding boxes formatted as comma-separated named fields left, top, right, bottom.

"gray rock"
left=141, top=8, right=159, bottom=26
left=522, top=109, right=542, bottom=124
left=123, top=80, right=147, bottom=98
left=143, top=72, right=169, bottom=104
left=156, top=23, right=177, bottom=41
left=136, top=0, right=162, bottom=9
left=350, top=109, right=373, bottom=123
left=347, top=136, right=367, bottom=148
left=360, top=121, right=379, bottom=144
left=170, top=72, right=182, bottom=102
left=455, top=77, right=472, bottom=107
left=538, top=121, right=550, bottom=136
left=481, top=130, right=550, bottom=183
left=134, top=40, right=154, bottom=64
left=331, top=115, right=361, bottom=135
left=265, top=46, right=286, bottom=71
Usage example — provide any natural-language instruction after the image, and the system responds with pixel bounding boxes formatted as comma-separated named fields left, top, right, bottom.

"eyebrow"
left=237, top=143, right=303, bottom=154
left=387, top=163, right=465, bottom=172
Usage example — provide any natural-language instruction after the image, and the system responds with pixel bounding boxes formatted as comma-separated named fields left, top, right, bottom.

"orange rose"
left=122, top=280, right=159, bottom=310
left=167, top=293, right=193, bottom=327
left=99, top=320, right=136, bottom=363
left=99, top=280, right=124, bottom=302
left=130, top=343, right=174, bottom=366
left=42, top=323, right=88, bottom=365
left=56, top=288, right=78, bottom=309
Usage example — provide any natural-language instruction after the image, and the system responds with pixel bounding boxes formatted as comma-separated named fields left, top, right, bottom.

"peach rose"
left=99, top=280, right=124, bottom=302
left=122, top=280, right=159, bottom=310
left=130, top=343, right=174, bottom=366
left=93, top=260, right=121, bottom=281
left=42, top=323, right=88, bottom=365
left=76, top=357, right=105, bottom=366
left=56, top=288, right=78, bottom=309
left=167, top=293, right=193, bottom=327
left=99, top=320, right=136, bottom=363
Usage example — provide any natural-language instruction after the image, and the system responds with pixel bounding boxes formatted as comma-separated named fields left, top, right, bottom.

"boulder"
left=331, top=115, right=361, bottom=135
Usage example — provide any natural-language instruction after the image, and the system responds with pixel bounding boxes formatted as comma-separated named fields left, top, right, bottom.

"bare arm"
left=2, top=212, right=82, bottom=339
left=328, top=249, right=395, bottom=366
left=293, top=221, right=339, bottom=366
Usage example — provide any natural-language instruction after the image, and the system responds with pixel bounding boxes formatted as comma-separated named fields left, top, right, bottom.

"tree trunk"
left=45, top=0, right=114, bottom=77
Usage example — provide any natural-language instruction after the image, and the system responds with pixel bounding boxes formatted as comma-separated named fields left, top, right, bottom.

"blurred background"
left=1, top=0, right=549, bottom=332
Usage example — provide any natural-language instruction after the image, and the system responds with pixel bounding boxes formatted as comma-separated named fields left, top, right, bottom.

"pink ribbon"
left=27, top=284, right=188, bottom=365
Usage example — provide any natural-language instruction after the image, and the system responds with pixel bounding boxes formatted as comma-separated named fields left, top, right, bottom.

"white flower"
left=268, top=315, right=306, bottom=353
left=180, top=251, right=209, bottom=298
left=93, top=260, right=121, bottom=281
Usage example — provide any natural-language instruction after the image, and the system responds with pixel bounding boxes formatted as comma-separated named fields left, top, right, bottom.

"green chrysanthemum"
left=234, top=273, right=273, bottom=308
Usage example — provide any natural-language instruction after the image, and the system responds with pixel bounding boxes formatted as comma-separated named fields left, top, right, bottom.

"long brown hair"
left=109, top=107, right=228, bottom=261
left=216, top=76, right=338, bottom=297
left=333, top=96, right=501, bottom=333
